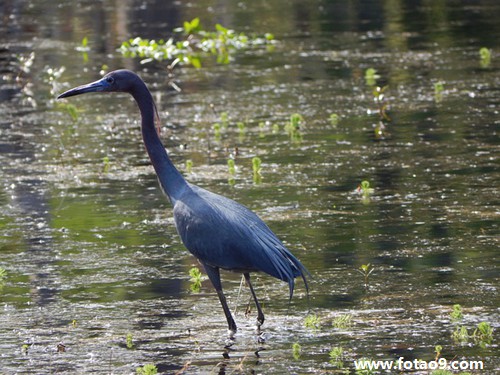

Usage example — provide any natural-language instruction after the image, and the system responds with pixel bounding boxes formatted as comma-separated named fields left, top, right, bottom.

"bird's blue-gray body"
left=57, top=69, right=309, bottom=334
left=174, top=184, right=305, bottom=295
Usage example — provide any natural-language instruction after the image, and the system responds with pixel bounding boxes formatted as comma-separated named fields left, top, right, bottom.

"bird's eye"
left=105, top=76, right=114, bottom=84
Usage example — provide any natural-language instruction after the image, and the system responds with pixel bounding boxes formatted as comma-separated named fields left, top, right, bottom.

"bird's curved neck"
left=131, top=83, right=187, bottom=204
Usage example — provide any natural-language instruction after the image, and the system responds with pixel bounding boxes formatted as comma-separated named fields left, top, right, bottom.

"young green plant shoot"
left=252, top=156, right=262, bottom=184
left=357, top=263, right=374, bottom=288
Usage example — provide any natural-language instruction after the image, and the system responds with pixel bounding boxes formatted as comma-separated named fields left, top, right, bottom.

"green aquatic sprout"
left=329, top=113, right=340, bottom=126
left=258, top=122, right=266, bottom=138
left=357, top=263, right=374, bottom=288
left=450, top=304, right=463, bottom=321
left=237, top=122, right=246, bottom=138
left=452, top=325, right=469, bottom=344
left=180, top=17, right=201, bottom=35
left=479, top=47, right=491, bottom=68
left=272, top=123, right=280, bottom=134
left=358, top=180, right=374, bottom=204
left=220, top=111, right=229, bottom=128
left=292, top=342, right=301, bottom=360
left=365, top=68, right=380, bottom=86
left=136, top=364, right=158, bottom=375
left=126, top=333, right=134, bottom=349
left=185, top=159, right=193, bottom=173
left=227, top=159, right=236, bottom=175
left=332, top=314, right=353, bottom=329
left=304, top=313, right=321, bottom=330
left=252, top=157, right=262, bottom=184
left=227, top=159, right=236, bottom=186
left=189, top=266, right=203, bottom=293
left=329, top=346, right=344, bottom=368
left=76, top=36, right=90, bottom=63
left=213, top=123, right=221, bottom=140
left=76, top=36, right=90, bottom=51
left=434, top=81, right=444, bottom=102
left=0, top=267, right=6, bottom=291
left=285, top=113, right=304, bottom=142
left=434, top=345, right=442, bottom=361
left=473, top=322, right=493, bottom=347
left=450, top=321, right=493, bottom=348
left=62, top=103, right=79, bottom=122
left=102, top=156, right=110, bottom=173
left=21, top=343, right=30, bottom=355
left=434, top=81, right=444, bottom=94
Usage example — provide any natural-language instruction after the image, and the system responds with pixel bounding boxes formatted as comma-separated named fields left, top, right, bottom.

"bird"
left=58, top=69, right=309, bottom=334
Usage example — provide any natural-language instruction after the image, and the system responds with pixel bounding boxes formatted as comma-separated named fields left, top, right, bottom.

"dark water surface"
left=0, top=1, right=498, bottom=374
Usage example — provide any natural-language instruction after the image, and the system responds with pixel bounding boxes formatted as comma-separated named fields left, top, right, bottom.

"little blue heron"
left=58, top=69, right=309, bottom=334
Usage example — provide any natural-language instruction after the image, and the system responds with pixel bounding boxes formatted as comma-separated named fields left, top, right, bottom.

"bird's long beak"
left=57, top=77, right=109, bottom=99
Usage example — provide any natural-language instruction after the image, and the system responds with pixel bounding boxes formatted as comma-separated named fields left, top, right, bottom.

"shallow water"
left=0, top=1, right=498, bottom=374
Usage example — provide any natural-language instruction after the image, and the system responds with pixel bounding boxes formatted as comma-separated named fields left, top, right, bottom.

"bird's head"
left=57, top=69, right=142, bottom=99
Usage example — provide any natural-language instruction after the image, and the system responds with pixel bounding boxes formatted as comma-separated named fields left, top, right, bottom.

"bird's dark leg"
left=244, top=273, right=265, bottom=327
left=203, top=264, right=237, bottom=334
